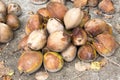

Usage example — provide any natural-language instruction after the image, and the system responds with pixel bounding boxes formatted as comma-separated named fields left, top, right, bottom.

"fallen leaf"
left=35, top=71, right=49, bottom=80
left=90, top=58, right=108, bottom=71
left=90, top=62, right=101, bottom=71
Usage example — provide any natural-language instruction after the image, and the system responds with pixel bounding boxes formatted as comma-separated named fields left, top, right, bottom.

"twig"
left=69, top=71, right=86, bottom=80
left=28, top=11, right=34, bottom=15
left=12, top=49, right=21, bottom=54
left=104, top=57, right=120, bottom=67
left=0, top=43, right=9, bottom=53
left=103, top=56, right=120, bottom=67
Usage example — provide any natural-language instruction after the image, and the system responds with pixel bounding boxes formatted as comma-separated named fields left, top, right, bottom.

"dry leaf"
left=75, top=62, right=91, bottom=71
left=75, top=58, right=108, bottom=72
left=90, top=59, right=108, bottom=70
left=90, top=62, right=101, bottom=71
left=35, top=71, right=49, bottom=80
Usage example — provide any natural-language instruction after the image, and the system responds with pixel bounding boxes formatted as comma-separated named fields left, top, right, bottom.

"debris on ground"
left=93, top=9, right=102, bottom=16
left=0, top=61, right=14, bottom=78
left=99, top=58, right=108, bottom=67
left=103, top=14, right=113, bottom=19
left=90, top=61, right=101, bottom=70
left=75, top=62, right=91, bottom=71
left=114, top=23, right=120, bottom=34
left=75, top=58, right=108, bottom=71
left=35, top=71, right=49, bottom=80
left=2, top=75, right=12, bottom=80
left=0, top=43, right=9, bottom=53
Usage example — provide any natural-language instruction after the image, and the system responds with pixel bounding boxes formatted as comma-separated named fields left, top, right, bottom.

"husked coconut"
left=47, top=31, right=70, bottom=52
left=27, top=29, right=47, bottom=50
left=61, top=44, right=77, bottom=62
left=64, top=8, right=84, bottom=30
left=47, top=18, right=64, bottom=34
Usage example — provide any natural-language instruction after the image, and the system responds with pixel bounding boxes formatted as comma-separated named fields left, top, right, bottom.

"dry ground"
left=0, top=0, right=120, bottom=80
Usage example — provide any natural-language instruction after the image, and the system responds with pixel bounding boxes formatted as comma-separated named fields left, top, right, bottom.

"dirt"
left=0, top=0, right=120, bottom=80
